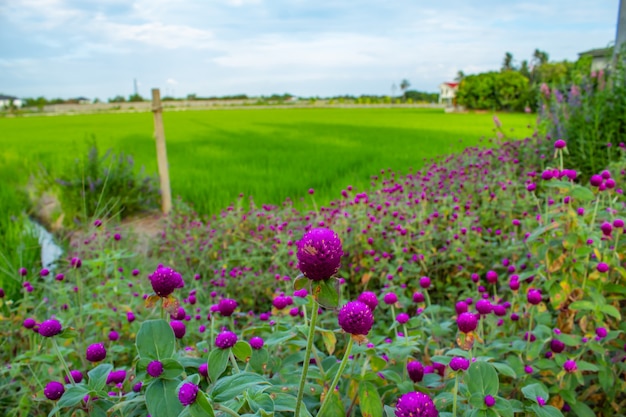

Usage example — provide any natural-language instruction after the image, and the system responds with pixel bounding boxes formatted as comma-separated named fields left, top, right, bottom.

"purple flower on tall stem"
left=249, top=336, right=264, bottom=350
left=38, top=319, right=62, bottom=337
left=563, top=359, right=577, bottom=373
left=457, top=312, right=478, bottom=333
left=215, top=331, right=238, bottom=349
left=148, top=265, right=184, bottom=297
left=296, top=228, right=343, bottom=281
left=406, top=361, right=424, bottom=382
left=383, top=292, right=398, bottom=305
left=357, top=291, right=379, bottom=311
left=395, top=391, right=438, bottom=417
left=170, top=320, right=186, bottom=339
left=338, top=301, right=374, bottom=336
left=449, top=357, right=470, bottom=371
left=178, top=382, right=199, bottom=406
left=527, top=288, right=542, bottom=305
left=86, top=343, right=107, bottom=362
left=217, top=298, right=238, bottom=316
left=44, top=381, right=65, bottom=401
left=597, top=262, right=609, bottom=273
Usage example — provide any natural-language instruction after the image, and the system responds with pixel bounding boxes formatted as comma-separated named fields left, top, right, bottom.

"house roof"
left=0, top=94, right=18, bottom=100
left=578, top=47, right=613, bottom=58
left=440, top=82, right=459, bottom=88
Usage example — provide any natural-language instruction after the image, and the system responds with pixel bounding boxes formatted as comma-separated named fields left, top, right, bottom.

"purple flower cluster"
left=395, top=391, right=438, bottom=417
left=337, top=301, right=374, bottom=336
left=148, top=265, right=184, bottom=297
left=215, top=331, right=238, bottom=349
left=296, top=228, right=343, bottom=281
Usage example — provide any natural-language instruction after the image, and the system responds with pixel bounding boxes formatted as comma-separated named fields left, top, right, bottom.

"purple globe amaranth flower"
left=44, top=381, right=65, bottom=401
left=550, top=339, right=565, bottom=353
left=86, top=343, right=107, bottom=362
left=563, top=359, right=577, bottom=373
left=475, top=299, right=492, bottom=315
left=449, top=357, right=470, bottom=371
left=358, top=291, right=379, bottom=311
left=597, top=262, right=609, bottom=273
left=108, top=330, right=119, bottom=341
left=296, top=228, right=343, bottom=281
left=38, top=319, right=62, bottom=337
left=527, top=288, right=542, bottom=305
left=178, top=382, right=199, bottom=406
left=338, top=301, right=374, bottom=336
left=485, top=270, right=498, bottom=284
left=149, top=265, right=184, bottom=297
left=396, top=312, right=410, bottom=324
left=106, top=370, right=126, bottom=385
left=596, top=327, right=608, bottom=339
left=383, top=292, right=398, bottom=305
left=147, top=360, right=164, bottom=378
left=23, top=318, right=37, bottom=329
left=601, top=222, right=613, bottom=236
left=132, top=382, right=143, bottom=392
left=272, top=295, right=290, bottom=310
left=537, top=396, right=547, bottom=406
left=413, top=292, right=425, bottom=303
left=249, top=336, right=264, bottom=350
left=484, top=395, right=496, bottom=407
left=217, top=298, right=238, bottom=316
left=198, top=363, right=208, bottom=377
left=457, top=312, right=478, bottom=333
left=395, top=391, right=438, bottom=417
left=70, top=257, right=82, bottom=268
left=419, top=276, right=431, bottom=289
left=215, top=331, right=238, bottom=349
left=614, top=218, right=625, bottom=228
left=407, top=361, right=424, bottom=383
left=455, top=301, right=468, bottom=314
left=170, top=320, right=186, bottom=339
left=64, top=370, right=83, bottom=384
left=590, top=175, right=603, bottom=187
left=19, top=267, right=28, bottom=276
left=554, top=139, right=566, bottom=149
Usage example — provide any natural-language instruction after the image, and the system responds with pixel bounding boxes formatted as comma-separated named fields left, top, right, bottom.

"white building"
left=0, top=94, right=22, bottom=109
left=438, top=82, right=459, bottom=107
left=578, top=47, right=613, bottom=72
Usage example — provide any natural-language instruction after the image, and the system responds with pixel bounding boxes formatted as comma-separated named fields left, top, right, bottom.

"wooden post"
left=151, top=88, right=172, bottom=214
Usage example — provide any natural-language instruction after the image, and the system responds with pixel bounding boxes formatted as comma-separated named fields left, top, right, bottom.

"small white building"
left=0, top=94, right=22, bottom=109
left=578, top=47, right=613, bottom=72
left=438, top=82, right=459, bottom=107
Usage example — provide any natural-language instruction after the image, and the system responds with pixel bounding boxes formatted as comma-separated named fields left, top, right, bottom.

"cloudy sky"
left=0, top=0, right=619, bottom=100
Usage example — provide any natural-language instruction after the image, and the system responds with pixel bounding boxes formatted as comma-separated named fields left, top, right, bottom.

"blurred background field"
left=0, top=108, right=534, bottom=214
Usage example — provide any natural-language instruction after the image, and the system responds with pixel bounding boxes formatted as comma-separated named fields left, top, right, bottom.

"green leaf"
left=491, top=362, right=517, bottom=378
left=312, top=279, right=339, bottom=308
left=136, top=319, right=176, bottom=360
left=87, top=363, right=113, bottom=392
left=250, top=348, right=269, bottom=373
left=321, top=389, right=344, bottom=416
left=569, top=400, right=595, bottom=417
left=599, top=304, right=621, bottom=320
left=210, top=372, right=269, bottom=403
left=162, top=358, right=185, bottom=379
left=576, top=361, right=598, bottom=372
left=293, top=275, right=308, bottom=291
left=57, top=385, right=90, bottom=408
left=359, top=381, right=383, bottom=417
left=247, top=391, right=274, bottom=413
left=320, top=330, right=337, bottom=355
left=556, top=333, right=580, bottom=347
left=494, top=397, right=514, bottom=417
left=146, top=378, right=184, bottom=417
left=466, top=362, right=499, bottom=396
left=272, top=393, right=313, bottom=417
left=569, top=301, right=595, bottom=311
left=384, top=405, right=396, bottom=417
left=529, top=404, right=564, bottom=417
left=232, top=341, right=252, bottom=363
left=521, top=383, right=549, bottom=402
left=207, top=348, right=230, bottom=383
left=570, top=186, right=595, bottom=202
left=188, top=392, right=215, bottom=417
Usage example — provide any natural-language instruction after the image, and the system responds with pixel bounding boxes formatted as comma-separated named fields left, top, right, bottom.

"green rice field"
left=0, top=108, right=535, bottom=214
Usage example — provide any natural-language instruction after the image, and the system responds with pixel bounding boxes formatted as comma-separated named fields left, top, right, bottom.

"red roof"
left=444, top=82, right=459, bottom=88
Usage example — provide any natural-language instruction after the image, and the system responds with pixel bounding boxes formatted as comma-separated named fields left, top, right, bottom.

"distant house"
left=578, top=47, right=613, bottom=72
left=0, top=94, right=22, bottom=109
left=438, top=82, right=459, bottom=107
left=68, top=97, right=91, bottom=104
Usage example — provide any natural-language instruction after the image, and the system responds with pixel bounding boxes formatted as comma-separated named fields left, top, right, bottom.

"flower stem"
left=52, top=338, right=75, bottom=386
left=316, top=337, right=354, bottom=417
left=525, top=307, right=534, bottom=361
left=452, top=373, right=459, bottom=417
left=294, top=302, right=319, bottom=417
left=229, top=351, right=241, bottom=373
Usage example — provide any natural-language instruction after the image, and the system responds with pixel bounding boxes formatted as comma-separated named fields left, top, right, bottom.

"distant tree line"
left=455, top=49, right=592, bottom=112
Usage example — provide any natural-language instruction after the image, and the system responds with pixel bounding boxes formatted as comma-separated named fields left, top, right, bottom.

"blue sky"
left=0, top=0, right=619, bottom=100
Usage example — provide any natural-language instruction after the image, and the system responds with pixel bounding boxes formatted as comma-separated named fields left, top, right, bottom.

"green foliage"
left=456, top=71, right=529, bottom=111
left=49, top=139, right=159, bottom=226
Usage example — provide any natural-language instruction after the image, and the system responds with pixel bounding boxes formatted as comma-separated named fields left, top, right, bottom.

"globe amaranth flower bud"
left=554, top=139, right=566, bottom=149
left=383, top=292, right=398, bottom=305
left=484, top=395, right=496, bottom=407
left=527, top=288, right=542, bottom=305
left=337, top=301, right=374, bottom=336
left=44, top=381, right=65, bottom=401
left=217, top=298, right=238, bottom=316
left=147, top=360, right=164, bottom=378
left=249, top=336, right=264, bottom=350
left=550, top=339, right=565, bottom=353
left=106, top=370, right=126, bottom=385
left=296, top=228, right=343, bottom=281
left=38, top=319, right=62, bottom=337
left=215, top=331, right=238, bottom=349
left=485, top=270, right=498, bottom=284
left=23, top=318, right=37, bottom=329
left=449, top=357, right=470, bottom=371
left=419, top=276, right=431, bottom=289
left=406, top=361, right=424, bottom=383
left=64, top=370, right=83, bottom=384
left=86, top=343, right=107, bottom=362
left=357, top=291, right=378, bottom=311
left=148, top=265, right=184, bottom=297
left=178, top=382, right=199, bottom=406
left=396, top=313, right=410, bottom=324
left=457, top=312, right=478, bottom=333
left=395, top=391, right=438, bottom=417
left=170, top=320, right=186, bottom=339
left=563, top=359, right=577, bottom=373
left=475, top=299, right=492, bottom=315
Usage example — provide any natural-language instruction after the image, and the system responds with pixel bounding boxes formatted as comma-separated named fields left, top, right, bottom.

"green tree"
left=501, top=52, right=515, bottom=71
left=399, top=79, right=411, bottom=101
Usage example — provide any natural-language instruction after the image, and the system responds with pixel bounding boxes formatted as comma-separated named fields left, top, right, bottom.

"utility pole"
left=134, top=78, right=139, bottom=96
left=615, top=0, right=625, bottom=62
